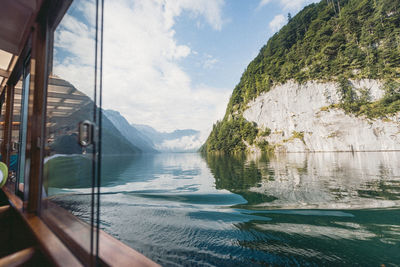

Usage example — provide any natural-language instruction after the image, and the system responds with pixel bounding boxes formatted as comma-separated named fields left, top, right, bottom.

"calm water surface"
left=50, top=152, right=400, bottom=266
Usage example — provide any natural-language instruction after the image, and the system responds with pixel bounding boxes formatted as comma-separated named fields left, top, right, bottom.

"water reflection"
left=49, top=152, right=400, bottom=266
left=205, top=152, right=400, bottom=209
left=203, top=153, right=277, bottom=205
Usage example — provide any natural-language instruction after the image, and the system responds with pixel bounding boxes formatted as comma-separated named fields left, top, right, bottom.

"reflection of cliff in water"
left=204, top=152, right=400, bottom=209
left=202, top=153, right=277, bottom=205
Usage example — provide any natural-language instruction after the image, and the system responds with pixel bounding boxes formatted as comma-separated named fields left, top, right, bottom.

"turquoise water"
left=51, top=152, right=400, bottom=266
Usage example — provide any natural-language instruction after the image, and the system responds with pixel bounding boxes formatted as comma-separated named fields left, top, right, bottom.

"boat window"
left=9, top=76, right=23, bottom=193
left=41, top=0, right=103, bottom=263
left=15, top=61, right=30, bottom=197
left=0, top=92, right=5, bottom=154
left=0, top=49, right=15, bottom=178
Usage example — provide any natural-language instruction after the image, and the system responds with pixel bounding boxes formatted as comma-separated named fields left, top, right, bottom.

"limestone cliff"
left=243, top=80, right=400, bottom=152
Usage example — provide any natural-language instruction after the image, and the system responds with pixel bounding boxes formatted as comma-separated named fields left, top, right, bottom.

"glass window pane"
left=16, top=67, right=30, bottom=196
left=0, top=91, right=6, bottom=151
left=9, top=78, right=23, bottom=194
left=41, top=0, right=101, bottom=262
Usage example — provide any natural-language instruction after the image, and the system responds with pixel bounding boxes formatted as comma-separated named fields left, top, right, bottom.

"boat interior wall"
left=0, top=188, right=72, bottom=266
left=0, top=0, right=42, bottom=55
left=0, top=205, right=35, bottom=258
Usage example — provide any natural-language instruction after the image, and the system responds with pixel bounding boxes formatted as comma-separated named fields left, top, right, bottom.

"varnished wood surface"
left=0, top=191, right=35, bottom=259
left=99, top=231, right=160, bottom=267
left=3, top=186, right=160, bottom=266
left=43, top=200, right=160, bottom=267
left=0, top=68, right=10, bottom=79
left=2, top=84, right=14, bottom=166
left=42, top=201, right=92, bottom=264
left=26, top=215, right=83, bottom=267
left=2, top=187, right=83, bottom=266
left=2, top=187, right=22, bottom=210
left=0, top=0, right=43, bottom=56
left=0, top=247, right=36, bottom=267
left=26, top=19, right=48, bottom=213
left=0, top=204, right=12, bottom=258
left=0, top=205, right=10, bottom=218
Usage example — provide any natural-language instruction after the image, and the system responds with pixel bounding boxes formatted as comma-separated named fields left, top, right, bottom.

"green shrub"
left=201, top=116, right=259, bottom=154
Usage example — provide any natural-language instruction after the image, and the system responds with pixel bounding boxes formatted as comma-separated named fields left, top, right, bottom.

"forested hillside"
left=202, top=0, right=400, bottom=154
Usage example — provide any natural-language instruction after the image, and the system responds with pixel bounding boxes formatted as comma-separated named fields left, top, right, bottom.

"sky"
left=53, top=0, right=319, bottom=134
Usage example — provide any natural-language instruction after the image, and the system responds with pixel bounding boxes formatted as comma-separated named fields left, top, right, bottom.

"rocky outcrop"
left=243, top=80, right=400, bottom=152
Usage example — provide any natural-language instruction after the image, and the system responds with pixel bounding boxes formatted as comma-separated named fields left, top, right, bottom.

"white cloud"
left=279, top=0, right=319, bottom=11
left=258, top=0, right=319, bottom=12
left=157, top=135, right=203, bottom=152
left=258, top=0, right=272, bottom=9
left=269, top=14, right=286, bottom=32
left=262, top=0, right=319, bottom=32
left=203, top=54, right=218, bottom=69
left=53, top=0, right=229, bottom=133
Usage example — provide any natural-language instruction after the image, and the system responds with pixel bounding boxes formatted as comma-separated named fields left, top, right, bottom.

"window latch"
left=78, top=120, right=94, bottom=147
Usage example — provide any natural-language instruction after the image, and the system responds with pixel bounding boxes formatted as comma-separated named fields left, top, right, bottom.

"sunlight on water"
left=48, top=152, right=400, bottom=266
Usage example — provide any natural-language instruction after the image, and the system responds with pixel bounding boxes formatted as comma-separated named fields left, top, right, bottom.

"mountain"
left=102, top=110, right=202, bottom=152
left=101, top=111, right=142, bottom=154
left=104, top=110, right=157, bottom=153
left=133, top=124, right=202, bottom=152
left=48, top=78, right=140, bottom=155
left=202, top=0, right=400, bottom=154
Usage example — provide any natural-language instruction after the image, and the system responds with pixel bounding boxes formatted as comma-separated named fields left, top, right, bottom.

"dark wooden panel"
left=0, top=68, right=10, bottom=79
left=2, top=84, right=15, bottom=166
left=26, top=18, right=48, bottom=213
left=0, top=0, right=32, bottom=54
left=42, top=201, right=160, bottom=267
left=0, top=192, right=35, bottom=259
left=2, top=187, right=83, bottom=266
left=0, top=205, right=12, bottom=258
left=27, top=215, right=83, bottom=266
left=0, top=0, right=42, bottom=55
left=0, top=205, right=10, bottom=217
left=0, top=247, right=36, bottom=266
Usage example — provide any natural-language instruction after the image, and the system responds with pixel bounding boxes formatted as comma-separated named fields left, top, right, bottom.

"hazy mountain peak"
left=105, top=111, right=202, bottom=152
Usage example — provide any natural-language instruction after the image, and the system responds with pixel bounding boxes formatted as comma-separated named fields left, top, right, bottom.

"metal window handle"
left=78, top=120, right=94, bottom=147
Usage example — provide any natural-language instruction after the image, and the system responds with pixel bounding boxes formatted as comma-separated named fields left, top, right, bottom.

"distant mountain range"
left=48, top=98, right=140, bottom=155
left=104, top=110, right=157, bottom=153
left=133, top=124, right=202, bottom=152
left=48, top=77, right=201, bottom=155
left=104, top=110, right=202, bottom=153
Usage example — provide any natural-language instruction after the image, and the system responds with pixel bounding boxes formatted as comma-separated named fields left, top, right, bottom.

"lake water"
left=51, top=152, right=400, bottom=266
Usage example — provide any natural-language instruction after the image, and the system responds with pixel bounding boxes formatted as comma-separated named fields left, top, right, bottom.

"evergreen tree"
left=203, top=0, right=400, bottom=154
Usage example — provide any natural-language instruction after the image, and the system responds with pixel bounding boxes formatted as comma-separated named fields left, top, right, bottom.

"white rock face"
left=243, top=80, right=400, bottom=152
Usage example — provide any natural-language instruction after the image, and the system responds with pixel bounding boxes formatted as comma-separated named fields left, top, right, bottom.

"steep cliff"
left=202, top=0, right=400, bottom=153
left=243, top=79, right=400, bottom=152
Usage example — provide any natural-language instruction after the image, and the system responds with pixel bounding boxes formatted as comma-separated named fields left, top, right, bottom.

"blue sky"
left=54, top=0, right=319, bottom=134
left=175, top=0, right=287, bottom=90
